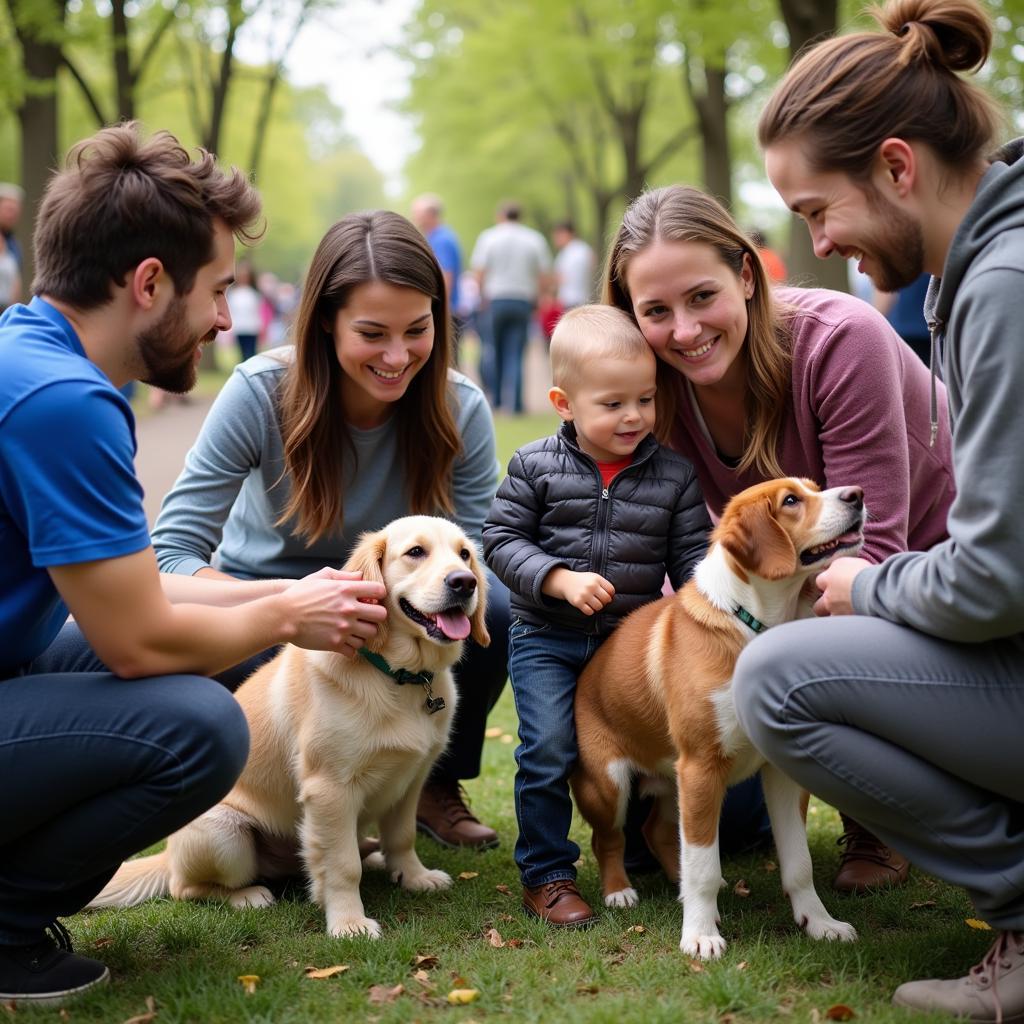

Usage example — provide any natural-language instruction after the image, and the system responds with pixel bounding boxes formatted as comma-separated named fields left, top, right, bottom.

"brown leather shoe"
left=833, top=813, right=910, bottom=893
left=522, top=880, right=597, bottom=928
left=416, top=781, right=499, bottom=850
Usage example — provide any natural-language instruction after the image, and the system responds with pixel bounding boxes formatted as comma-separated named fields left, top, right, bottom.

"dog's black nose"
left=445, top=570, right=477, bottom=595
left=839, top=487, right=864, bottom=510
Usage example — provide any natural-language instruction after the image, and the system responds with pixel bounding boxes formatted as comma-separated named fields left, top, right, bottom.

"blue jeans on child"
left=509, top=619, right=771, bottom=889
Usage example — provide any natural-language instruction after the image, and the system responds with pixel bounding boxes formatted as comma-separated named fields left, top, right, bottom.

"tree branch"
left=60, top=53, right=109, bottom=125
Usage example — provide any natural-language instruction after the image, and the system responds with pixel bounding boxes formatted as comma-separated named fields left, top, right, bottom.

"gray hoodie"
left=852, top=138, right=1024, bottom=643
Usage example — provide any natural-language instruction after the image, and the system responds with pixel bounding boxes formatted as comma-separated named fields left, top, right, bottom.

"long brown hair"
left=603, top=185, right=791, bottom=479
left=758, top=0, right=1000, bottom=181
left=277, top=211, right=460, bottom=543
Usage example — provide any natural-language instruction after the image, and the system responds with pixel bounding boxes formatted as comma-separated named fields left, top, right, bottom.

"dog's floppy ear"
left=345, top=527, right=389, bottom=650
left=718, top=497, right=797, bottom=580
left=465, top=541, right=490, bottom=648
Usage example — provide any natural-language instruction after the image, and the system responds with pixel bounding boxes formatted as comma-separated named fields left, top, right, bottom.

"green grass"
left=49, top=696, right=980, bottom=1023
left=33, top=409, right=985, bottom=1022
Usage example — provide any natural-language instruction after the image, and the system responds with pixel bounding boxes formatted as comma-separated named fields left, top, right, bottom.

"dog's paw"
left=804, top=915, right=857, bottom=943
left=362, top=850, right=386, bottom=871
left=680, top=930, right=728, bottom=960
left=395, top=868, right=452, bottom=892
left=604, top=887, right=639, bottom=908
left=228, top=885, right=275, bottom=909
left=329, top=916, right=382, bottom=939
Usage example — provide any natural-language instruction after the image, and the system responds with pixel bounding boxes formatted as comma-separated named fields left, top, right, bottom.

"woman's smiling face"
left=624, top=239, right=754, bottom=391
left=333, top=279, right=435, bottom=427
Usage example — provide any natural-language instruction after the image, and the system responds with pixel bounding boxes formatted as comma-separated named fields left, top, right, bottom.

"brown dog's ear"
left=466, top=542, right=491, bottom=648
left=718, top=498, right=797, bottom=580
left=345, top=528, right=389, bottom=651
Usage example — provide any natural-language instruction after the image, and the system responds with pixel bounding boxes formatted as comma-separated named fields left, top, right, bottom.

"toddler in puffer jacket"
left=482, top=304, right=711, bottom=928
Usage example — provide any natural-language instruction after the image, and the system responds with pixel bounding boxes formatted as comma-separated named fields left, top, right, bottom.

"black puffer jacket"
left=482, top=423, right=711, bottom=636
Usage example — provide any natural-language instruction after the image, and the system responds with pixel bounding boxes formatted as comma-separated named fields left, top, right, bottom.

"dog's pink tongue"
left=436, top=610, right=471, bottom=640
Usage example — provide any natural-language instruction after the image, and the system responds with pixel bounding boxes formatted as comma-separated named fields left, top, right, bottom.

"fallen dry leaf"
left=810, top=1009, right=822, bottom=1024
left=413, top=954, right=440, bottom=969
left=495, top=884, right=513, bottom=895
left=447, top=988, right=480, bottom=1005
left=1, top=1001, right=14, bottom=1016
left=625, top=925, right=646, bottom=934
left=763, top=860, right=777, bottom=872
left=499, top=913, right=515, bottom=923
left=506, top=938, right=525, bottom=949
left=304, top=965, right=350, bottom=980
left=966, top=919, right=992, bottom=930
left=688, top=960, right=705, bottom=973
left=825, top=1005, right=856, bottom=1021
left=368, top=983, right=405, bottom=1004
left=485, top=928, right=504, bottom=948
left=237, top=975, right=260, bottom=995
left=93, top=936, right=114, bottom=949
left=733, top=879, right=751, bottom=897
left=910, top=900, right=937, bottom=910
left=58, top=1011, right=70, bottom=1022
left=412, top=969, right=433, bottom=986
left=458, top=871, right=480, bottom=881
left=577, top=983, right=599, bottom=995
left=484, top=726, right=503, bottom=738
left=122, top=996, right=158, bottom=1024
left=450, top=974, right=470, bottom=987
left=736, top=961, right=748, bottom=971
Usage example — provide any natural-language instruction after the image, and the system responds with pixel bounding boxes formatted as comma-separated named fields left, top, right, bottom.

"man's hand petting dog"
left=814, top=555, right=871, bottom=617
left=289, top=567, right=388, bottom=657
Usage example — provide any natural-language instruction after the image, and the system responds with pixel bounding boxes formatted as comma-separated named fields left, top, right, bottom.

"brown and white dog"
left=572, top=478, right=864, bottom=959
left=88, top=515, right=489, bottom=938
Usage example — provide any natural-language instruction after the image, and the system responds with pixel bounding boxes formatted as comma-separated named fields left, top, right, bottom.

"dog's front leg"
left=677, top=756, right=728, bottom=959
left=299, top=771, right=381, bottom=938
left=760, top=763, right=856, bottom=944
left=378, top=770, right=452, bottom=893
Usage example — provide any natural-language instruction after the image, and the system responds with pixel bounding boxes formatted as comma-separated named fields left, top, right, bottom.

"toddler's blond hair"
left=549, top=304, right=654, bottom=390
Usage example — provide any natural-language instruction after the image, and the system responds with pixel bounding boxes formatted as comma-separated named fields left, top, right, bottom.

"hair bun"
left=873, top=0, right=991, bottom=72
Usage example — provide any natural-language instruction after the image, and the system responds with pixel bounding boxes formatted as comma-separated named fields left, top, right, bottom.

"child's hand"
left=543, top=568, right=615, bottom=615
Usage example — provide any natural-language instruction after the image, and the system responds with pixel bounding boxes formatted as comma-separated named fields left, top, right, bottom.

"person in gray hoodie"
left=733, top=0, right=1024, bottom=1020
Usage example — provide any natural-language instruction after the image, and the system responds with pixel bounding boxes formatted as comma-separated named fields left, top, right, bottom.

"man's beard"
left=137, top=294, right=213, bottom=393
left=860, top=188, right=926, bottom=293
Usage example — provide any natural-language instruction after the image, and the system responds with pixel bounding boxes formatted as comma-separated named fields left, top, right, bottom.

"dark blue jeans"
left=482, top=299, right=533, bottom=413
left=0, top=623, right=249, bottom=944
left=509, top=620, right=771, bottom=888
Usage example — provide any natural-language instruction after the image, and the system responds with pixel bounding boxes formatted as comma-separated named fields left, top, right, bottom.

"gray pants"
left=732, top=616, right=1024, bottom=928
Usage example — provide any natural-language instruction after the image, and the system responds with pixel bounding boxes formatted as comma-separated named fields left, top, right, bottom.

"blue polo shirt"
left=0, top=298, right=150, bottom=674
left=428, top=224, right=462, bottom=312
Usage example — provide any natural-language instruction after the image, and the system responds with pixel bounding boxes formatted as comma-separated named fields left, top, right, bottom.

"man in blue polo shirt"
left=0, top=123, right=388, bottom=1007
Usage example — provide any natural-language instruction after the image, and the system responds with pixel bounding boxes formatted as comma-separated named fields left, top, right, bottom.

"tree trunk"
left=203, top=0, right=242, bottom=154
left=110, top=0, right=135, bottom=121
left=778, top=0, right=848, bottom=291
left=693, top=62, right=732, bottom=211
left=13, top=0, right=68, bottom=291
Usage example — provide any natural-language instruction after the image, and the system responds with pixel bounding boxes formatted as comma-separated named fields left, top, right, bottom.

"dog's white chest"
left=710, top=686, right=764, bottom=784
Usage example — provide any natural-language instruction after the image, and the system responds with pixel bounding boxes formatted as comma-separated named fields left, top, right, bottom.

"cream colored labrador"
left=88, top=515, right=489, bottom=938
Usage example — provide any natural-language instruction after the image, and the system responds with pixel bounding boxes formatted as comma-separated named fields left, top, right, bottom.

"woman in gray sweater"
left=153, top=210, right=509, bottom=850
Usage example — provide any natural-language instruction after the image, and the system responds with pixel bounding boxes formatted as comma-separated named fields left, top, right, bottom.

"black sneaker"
left=0, top=920, right=110, bottom=1007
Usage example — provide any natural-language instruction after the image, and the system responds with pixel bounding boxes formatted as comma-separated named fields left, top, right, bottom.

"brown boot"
left=833, top=813, right=910, bottom=893
left=522, top=880, right=597, bottom=928
left=416, top=780, right=499, bottom=850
